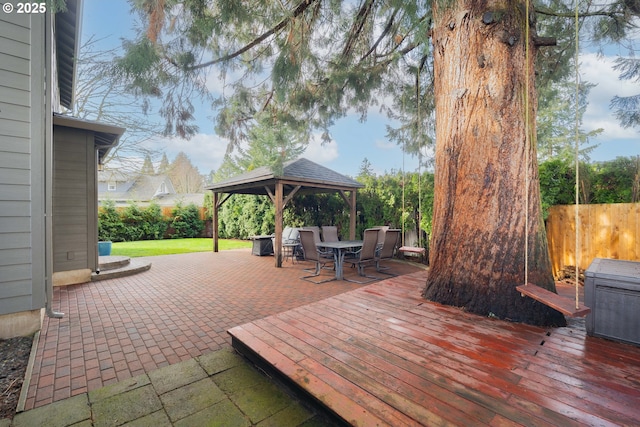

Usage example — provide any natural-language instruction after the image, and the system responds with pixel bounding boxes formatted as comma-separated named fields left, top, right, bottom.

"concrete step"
left=98, top=255, right=131, bottom=271
left=92, top=258, right=152, bottom=281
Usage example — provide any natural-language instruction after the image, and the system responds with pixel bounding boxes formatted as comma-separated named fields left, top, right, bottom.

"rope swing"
left=516, top=0, right=590, bottom=317
left=398, top=65, right=427, bottom=261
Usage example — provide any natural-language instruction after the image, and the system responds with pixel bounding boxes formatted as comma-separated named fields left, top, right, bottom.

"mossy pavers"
left=197, top=347, right=244, bottom=375
left=120, top=410, right=171, bottom=427
left=12, top=394, right=90, bottom=427
left=214, top=364, right=292, bottom=424
left=159, top=378, right=226, bottom=422
left=254, top=401, right=316, bottom=427
left=91, top=385, right=162, bottom=427
left=173, top=399, right=249, bottom=427
left=88, top=374, right=150, bottom=403
left=148, top=358, right=208, bottom=395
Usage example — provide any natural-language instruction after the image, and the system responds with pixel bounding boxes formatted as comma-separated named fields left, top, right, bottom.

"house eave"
left=53, top=113, right=126, bottom=163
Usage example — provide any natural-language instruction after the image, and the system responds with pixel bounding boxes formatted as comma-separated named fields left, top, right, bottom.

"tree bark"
left=424, top=0, right=566, bottom=326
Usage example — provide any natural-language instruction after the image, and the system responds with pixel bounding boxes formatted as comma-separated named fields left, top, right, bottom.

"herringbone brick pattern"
left=25, top=249, right=424, bottom=410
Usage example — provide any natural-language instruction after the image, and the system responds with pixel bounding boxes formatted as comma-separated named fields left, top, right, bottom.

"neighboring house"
left=98, top=172, right=176, bottom=205
left=0, top=1, right=124, bottom=338
left=98, top=172, right=204, bottom=208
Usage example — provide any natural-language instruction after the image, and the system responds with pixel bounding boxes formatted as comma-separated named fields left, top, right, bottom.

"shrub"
left=98, top=199, right=124, bottom=242
left=170, top=203, right=204, bottom=238
left=140, top=203, right=167, bottom=240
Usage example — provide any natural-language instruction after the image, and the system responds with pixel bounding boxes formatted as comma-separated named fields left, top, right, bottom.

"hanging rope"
left=401, top=94, right=406, bottom=247
left=522, top=0, right=582, bottom=312
left=573, top=0, right=581, bottom=310
left=417, top=66, right=423, bottom=249
left=524, top=0, right=531, bottom=288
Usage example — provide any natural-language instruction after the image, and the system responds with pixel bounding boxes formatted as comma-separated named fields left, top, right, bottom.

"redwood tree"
left=424, top=0, right=565, bottom=326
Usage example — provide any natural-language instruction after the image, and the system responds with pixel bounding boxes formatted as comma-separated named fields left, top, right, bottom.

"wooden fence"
left=546, top=203, right=640, bottom=278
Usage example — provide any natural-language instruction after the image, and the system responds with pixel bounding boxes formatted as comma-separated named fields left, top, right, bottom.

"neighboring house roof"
left=98, top=169, right=133, bottom=183
left=205, top=157, right=363, bottom=195
left=99, top=174, right=176, bottom=202
left=153, top=193, right=205, bottom=207
left=55, top=0, right=83, bottom=109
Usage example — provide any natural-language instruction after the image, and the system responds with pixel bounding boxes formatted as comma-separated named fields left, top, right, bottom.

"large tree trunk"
left=424, top=0, right=566, bottom=326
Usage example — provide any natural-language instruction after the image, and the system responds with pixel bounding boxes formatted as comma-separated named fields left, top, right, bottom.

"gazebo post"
left=212, top=191, right=219, bottom=252
left=274, top=181, right=283, bottom=267
left=350, top=190, right=357, bottom=240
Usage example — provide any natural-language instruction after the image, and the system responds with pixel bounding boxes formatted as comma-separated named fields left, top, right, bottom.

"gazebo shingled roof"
left=205, top=157, right=363, bottom=195
left=206, top=158, right=364, bottom=267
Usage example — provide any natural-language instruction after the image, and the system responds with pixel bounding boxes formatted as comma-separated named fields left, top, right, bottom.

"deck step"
left=92, top=258, right=152, bottom=281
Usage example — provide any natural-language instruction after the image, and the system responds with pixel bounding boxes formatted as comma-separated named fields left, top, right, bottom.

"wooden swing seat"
left=398, top=246, right=426, bottom=257
left=516, top=283, right=591, bottom=317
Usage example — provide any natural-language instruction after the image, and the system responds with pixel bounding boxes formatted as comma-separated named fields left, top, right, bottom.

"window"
left=108, top=182, right=116, bottom=191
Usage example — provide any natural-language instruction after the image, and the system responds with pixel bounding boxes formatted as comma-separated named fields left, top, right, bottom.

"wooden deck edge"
left=228, top=330, right=350, bottom=427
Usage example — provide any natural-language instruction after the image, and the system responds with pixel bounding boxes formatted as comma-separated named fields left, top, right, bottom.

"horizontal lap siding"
left=0, top=12, right=45, bottom=314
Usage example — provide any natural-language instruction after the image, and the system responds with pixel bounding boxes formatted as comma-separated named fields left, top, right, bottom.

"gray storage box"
left=585, top=258, right=640, bottom=346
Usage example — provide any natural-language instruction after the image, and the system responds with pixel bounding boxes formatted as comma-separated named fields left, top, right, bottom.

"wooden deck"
left=229, top=271, right=640, bottom=426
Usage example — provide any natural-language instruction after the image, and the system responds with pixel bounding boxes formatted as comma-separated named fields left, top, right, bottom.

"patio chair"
left=299, top=229, right=335, bottom=283
left=376, top=229, right=400, bottom=275
left=272, top=227, right=301, bottom=262
left=301, top=226, right=322, bottom=245
left=321, top=226, right=339, bottom=242
left=371, top=225, right=390, bottom=255
left=345, top=228, right=380, bottom=283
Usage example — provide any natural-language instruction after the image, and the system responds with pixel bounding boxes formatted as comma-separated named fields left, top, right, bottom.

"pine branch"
left=360, top=8, right=399, bottom=62
left=342, top=0, right=376, bottom=59
left=178, top=0, right=320, bottom=71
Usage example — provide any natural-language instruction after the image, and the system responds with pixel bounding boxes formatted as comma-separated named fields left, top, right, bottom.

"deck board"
left=229, top=271, right=640, bottom=426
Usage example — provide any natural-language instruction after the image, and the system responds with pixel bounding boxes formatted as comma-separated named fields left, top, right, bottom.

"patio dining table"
left=316, top=240, right=363, bottom=280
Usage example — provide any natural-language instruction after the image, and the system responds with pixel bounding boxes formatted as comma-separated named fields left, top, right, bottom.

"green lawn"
left=111, top=238, right=252, bottom=257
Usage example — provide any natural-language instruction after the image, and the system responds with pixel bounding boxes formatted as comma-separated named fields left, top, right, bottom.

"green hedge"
left=98, top=200, right=202, bottom=242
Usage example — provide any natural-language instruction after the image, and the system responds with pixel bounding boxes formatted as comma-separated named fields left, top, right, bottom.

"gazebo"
left=205, top=158, right=364, bottom=267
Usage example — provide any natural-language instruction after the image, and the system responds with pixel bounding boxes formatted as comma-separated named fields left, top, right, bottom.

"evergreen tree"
left=611, top=56, right=640, bottom=129
left=140, top=153, right=155, bottom=174
left=158, top=152, right=170, bottom=173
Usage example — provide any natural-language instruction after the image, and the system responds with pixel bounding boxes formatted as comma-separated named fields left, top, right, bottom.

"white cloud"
left=375, top=139, right=395, bottom=150
left=303, top=132, right=339, bottom=163
left=580, top=53, right=638, bottom=140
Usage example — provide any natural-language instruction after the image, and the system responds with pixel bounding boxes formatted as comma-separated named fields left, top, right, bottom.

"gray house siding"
left=53, top=127, right=98, bottom=273
left=0, top=12, right=46, bottom=314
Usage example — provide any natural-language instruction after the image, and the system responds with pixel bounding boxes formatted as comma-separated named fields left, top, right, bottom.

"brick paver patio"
left=25, top=249, right=425, bottom=410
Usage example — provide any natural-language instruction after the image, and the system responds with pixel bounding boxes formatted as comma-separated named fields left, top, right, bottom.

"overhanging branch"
left=182, top=0, right=321, bottom=71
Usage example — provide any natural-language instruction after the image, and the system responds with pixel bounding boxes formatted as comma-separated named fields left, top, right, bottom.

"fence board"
left=546, top=203, right=640, bottom=277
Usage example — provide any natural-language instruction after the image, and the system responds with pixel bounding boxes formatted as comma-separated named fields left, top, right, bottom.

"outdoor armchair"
left=300, top=226, right=322, bottom=245
left=321, top=226, right=339, bottom=242
left=345, top=228, right=380, bottom=283
left=376, top=229, right=401, bottom=275
left=299, top=229, right=335, bottom=283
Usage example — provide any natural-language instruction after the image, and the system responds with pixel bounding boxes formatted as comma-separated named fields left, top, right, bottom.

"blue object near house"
left=98, top=241, right=112, bottom=256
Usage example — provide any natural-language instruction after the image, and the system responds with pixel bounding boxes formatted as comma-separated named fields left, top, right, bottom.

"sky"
left=81, top=1, right=639, bottom=178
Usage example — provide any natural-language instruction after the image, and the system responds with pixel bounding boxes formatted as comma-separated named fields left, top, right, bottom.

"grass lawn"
left=111, top=238, right=252, bottom=257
